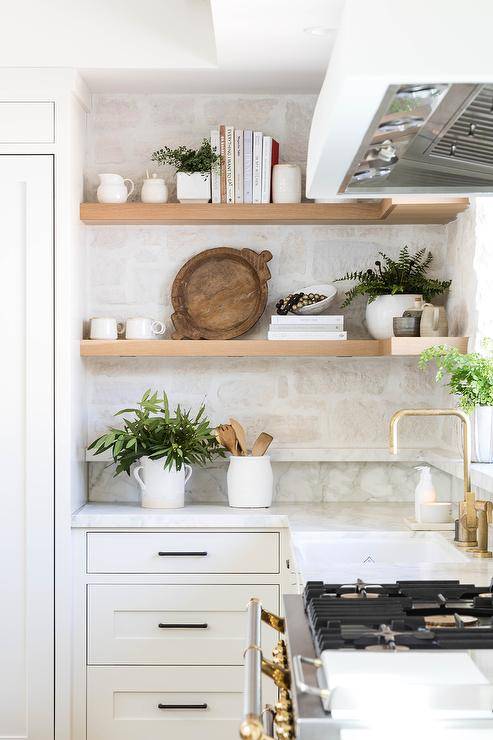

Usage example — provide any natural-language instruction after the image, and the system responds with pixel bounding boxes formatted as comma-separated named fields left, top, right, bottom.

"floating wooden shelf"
left=80, top=337, right=468, bottom=358
left=80, top=197, right=469, bottom=226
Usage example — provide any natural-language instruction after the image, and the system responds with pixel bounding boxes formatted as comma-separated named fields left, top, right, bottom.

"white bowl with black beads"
left=291, top=283, right=337, bottom=314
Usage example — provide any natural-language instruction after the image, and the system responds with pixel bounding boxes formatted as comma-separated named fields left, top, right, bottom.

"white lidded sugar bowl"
left=97, top=173, right=135, bottom=203
left=141, top=173, right=169, bottom=203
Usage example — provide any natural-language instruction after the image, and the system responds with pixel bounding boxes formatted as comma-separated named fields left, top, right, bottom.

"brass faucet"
left=389, top=409, right=478, bottom=548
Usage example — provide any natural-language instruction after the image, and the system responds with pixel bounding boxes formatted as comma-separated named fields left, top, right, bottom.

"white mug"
left=125, top=317, right=165, bottom=340
left=97, top=173, right=135, bottom=204
left=89, top=317, right=124, bottom=340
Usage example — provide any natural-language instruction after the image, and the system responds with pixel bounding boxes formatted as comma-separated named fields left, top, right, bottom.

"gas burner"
left=339, top=578, right=382, bottom=600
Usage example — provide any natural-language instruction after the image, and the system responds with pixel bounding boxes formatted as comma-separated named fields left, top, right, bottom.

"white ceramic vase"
left=227, top=456, right=273, bottom=508
left=133, top=456, right=192, bottom=509
left=176, top=172, right=211, bottom=203
left=366, top=294, right=422, bottom=339
left=272, top=164, right=302, bottom=203
left=471, top=406, right=493, bottom=463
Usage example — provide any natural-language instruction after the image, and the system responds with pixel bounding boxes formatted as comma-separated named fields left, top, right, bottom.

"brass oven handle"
left=158, top=551, right=208, bottom=556
left=158, top=623, right=208, bottom=629
left=240, top=598, right=274, bottom=740
left=158, top=703, right=208, bottom=710
left=292, top=655, right=330, bottom=700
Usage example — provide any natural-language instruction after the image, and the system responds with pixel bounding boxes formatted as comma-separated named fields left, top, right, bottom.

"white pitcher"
left=133, top=456, right=192, bottom=509
left=420, top=303, right=448, bottom=337
left=97, top=173, right=135, bottom=203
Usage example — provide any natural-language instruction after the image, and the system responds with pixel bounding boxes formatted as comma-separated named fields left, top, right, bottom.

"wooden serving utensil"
left=229, top=418, right=248, bottom=456
left=252, top=432, right=273, bottom=457
left=216, top=424, right=240, bottom=456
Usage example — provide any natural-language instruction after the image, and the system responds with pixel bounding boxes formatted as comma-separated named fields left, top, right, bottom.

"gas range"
left=305, top=578, right=493, bottom=652
left=240, top=580, right=493, bottom=740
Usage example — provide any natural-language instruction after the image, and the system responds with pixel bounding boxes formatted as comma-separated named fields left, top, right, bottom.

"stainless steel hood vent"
left=342, top=83, right=493, bottom=195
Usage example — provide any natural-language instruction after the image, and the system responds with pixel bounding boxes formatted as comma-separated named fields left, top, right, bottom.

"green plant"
left=151, top=139, right=220, bottom=175
left=88, top=389, right=224, bottom=476
left=419, top=341, right=493, bottom=413
left=335, top=246, right=451, bottom=308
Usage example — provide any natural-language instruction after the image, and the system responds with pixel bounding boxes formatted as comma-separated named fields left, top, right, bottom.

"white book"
left=261, top=135, right=272, bottom=204
left=243, top=130, right=253, bottom=203
left=225, top=125, right=235, bottom=204
left=270, top=314, right=344, bottom=325
left=252, top=131, right=263, bottom=204
left=268, top=331, right=347, bottom=341
left=210, top=129, right=221, bottom=204
left=269, top=322, right=344, bottom=333
left=234, top=129, right=244, bottom=203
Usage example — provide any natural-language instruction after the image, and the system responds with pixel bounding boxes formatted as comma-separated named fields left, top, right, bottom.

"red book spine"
left=270, top=139, right=280, bottom=202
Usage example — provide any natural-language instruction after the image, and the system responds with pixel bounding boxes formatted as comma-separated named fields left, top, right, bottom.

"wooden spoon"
left=216, top=424, right=240, bottom=456
left=252, top=432, right=273, bottom=457
left=229, top=418, right=248, bottom=456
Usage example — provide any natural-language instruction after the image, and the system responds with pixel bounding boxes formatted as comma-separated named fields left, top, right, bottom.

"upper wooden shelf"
left=80, top=337, right=468, bottom=358
left=80, top=197, right=469, bottom=226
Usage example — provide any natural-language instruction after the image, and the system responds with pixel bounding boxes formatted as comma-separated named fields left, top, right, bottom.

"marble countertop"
left=71, top=501, right=415, bottom=530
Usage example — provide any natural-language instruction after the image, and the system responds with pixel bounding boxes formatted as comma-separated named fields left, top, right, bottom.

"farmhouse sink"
left=292, top=531, right=469, bottom=583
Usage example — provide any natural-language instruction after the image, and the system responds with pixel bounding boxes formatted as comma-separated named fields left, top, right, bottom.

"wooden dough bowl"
left=171, top=246, right=273, bottom=339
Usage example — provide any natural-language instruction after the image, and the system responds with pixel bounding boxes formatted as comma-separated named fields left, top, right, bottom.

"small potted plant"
left=88, top=390, right=224, bottom=508
left=335, top=246, right=451, bottom=339
left=419, top=342, right=493, bottom=463
left=151, top=139, right=220, bottom=204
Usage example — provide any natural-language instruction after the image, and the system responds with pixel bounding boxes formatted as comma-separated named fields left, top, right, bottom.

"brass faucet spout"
left=388, top=408, right=476, bottom=546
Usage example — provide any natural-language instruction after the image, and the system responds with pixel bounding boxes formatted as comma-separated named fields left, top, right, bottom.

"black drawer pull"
left=158, top=703, right=208, bottom=710
left=158, top=551, right=208, bottom=556
left=158, top=623, right=208, bottom=629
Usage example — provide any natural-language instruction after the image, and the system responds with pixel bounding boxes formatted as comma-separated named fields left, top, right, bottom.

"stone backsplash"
left=85, top=93, right=466, bottom=503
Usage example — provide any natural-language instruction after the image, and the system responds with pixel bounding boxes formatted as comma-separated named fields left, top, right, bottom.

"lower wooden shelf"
left=80, top=337, right=468, bottom=358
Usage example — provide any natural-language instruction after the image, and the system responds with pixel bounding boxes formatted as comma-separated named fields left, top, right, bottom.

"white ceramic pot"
left=141, top=175, right=168, bottom=203
left=227, top=456, right=273, bottom=508
left=366, top=294, right=422, bottom=339
left=272, top=164, right=302, bottom=203
left=176, top=172, right=211, bottom=203
left=97, top=173, right=134, bottom=203
left=133, top=457, right=192, bottom=509
left=471, top=406, right=493, bottom=463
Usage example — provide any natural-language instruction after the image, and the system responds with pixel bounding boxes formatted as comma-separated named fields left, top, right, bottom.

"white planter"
left=471, top=406, right=493, bottom=463
left=272, top=164, right=302, bottom=203
left=227, top=456, right=273, bottom=508
left=366, top=294, right=422, bottom=339
left=176, top=172, right=211, bottom=203
left=133, top=456, right=192, bottom=509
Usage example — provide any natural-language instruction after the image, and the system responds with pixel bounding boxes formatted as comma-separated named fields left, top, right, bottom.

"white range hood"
left=306, top=0, right=493, bottom=197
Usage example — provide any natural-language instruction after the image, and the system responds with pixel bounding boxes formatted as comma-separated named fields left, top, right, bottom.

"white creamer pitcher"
left=97, top=173, right=135, bottom=203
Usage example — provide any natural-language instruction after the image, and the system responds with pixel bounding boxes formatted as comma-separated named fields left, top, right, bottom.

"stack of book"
left=267, top=314, right=347, bottom=340
left=210, top=127, right=279, bottom=204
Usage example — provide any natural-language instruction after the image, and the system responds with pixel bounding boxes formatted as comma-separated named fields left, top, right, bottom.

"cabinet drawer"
left=87, top=666, right=275, bottom=740
left=88, top=583, right=279, bottom=665
left=87, top=532, right=279, bottom=574
left=0, top=102, right=54, bottom=142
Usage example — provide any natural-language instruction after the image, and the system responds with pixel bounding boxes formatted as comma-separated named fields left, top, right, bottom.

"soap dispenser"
left=414, top=466, right=436, bottom=522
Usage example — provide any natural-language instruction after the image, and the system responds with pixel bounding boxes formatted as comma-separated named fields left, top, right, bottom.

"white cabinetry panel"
left=0, top=156, right=54, bottom=740
left=87, top=531, right=280, bottom=573
left=0, top=102, right=55, bottom=142
left=87, top=666, right=244, bottom=740
left=88, top=583, right=279, bottom=665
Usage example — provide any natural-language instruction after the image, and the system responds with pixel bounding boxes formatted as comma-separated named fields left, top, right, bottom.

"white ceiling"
left=0, top=0, right=343, bottom=93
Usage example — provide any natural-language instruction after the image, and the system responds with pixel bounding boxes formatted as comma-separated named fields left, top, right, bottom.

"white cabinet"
left=74, top=526, right=290, bottom=740
left=0, top=156, right=54, bottom=740
left=87, top=531, right=280, bottom=573
left=0, top=102, right=55, bottom=142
